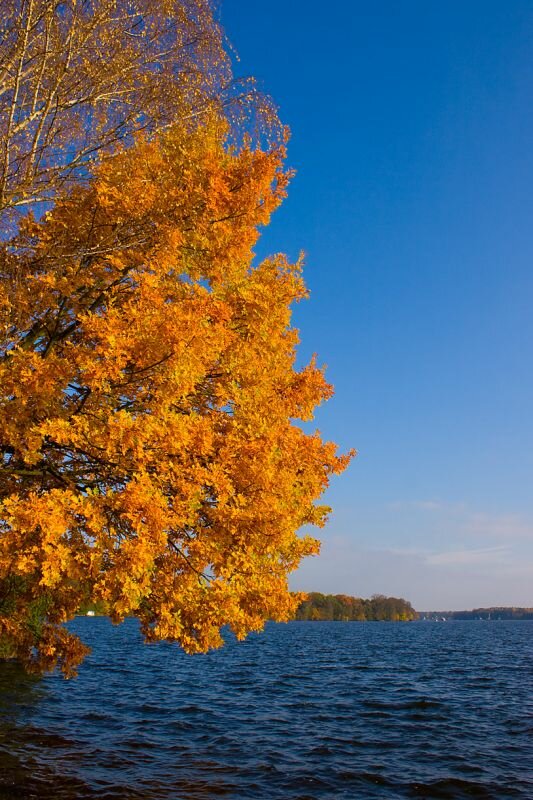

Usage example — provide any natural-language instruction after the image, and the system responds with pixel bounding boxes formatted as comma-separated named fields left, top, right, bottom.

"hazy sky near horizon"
left=221, top=1, right=533, bottom=609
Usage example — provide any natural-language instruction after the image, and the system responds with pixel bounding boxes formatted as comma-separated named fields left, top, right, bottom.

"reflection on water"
left=1, top=619, right=532, bottom=799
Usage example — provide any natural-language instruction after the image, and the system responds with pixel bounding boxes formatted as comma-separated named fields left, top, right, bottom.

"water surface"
left=1, top=619, right=532, bottom=798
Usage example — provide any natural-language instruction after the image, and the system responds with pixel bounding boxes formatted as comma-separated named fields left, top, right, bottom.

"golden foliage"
left=0, top=3, right=351, bottom=677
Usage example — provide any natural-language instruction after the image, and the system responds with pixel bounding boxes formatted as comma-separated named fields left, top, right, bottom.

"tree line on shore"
left=76, top=593, right=418, bottom=622
left=75, top=599, right=533, bottom=622
left=294, top=593, right=418, bottom=621
left=421, top=607, right=533, bottom=620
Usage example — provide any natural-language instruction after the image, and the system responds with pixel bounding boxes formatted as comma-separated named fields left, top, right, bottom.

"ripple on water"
left=1, top=620, right=532, bottom=799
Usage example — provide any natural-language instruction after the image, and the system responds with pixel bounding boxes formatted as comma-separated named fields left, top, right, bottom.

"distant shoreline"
left=419, top=607, right=533, bottom=620
left=293, top=594, right=533, bottom=622
left=75, top=600, right=533, bottom=623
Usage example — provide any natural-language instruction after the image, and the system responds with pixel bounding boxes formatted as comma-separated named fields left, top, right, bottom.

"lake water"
left=0, top=619, right=532, bottom=799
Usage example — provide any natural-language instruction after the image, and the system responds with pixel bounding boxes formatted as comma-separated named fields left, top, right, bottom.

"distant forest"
left=294, top=593, right=418, bottom=622
left=421, top=607, right=533, bottom=620
left=77, top=597, right=532, bottom=623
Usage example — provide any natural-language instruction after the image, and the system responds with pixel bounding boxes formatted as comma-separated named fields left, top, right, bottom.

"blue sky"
left=221, top=1, right=533, bottom=609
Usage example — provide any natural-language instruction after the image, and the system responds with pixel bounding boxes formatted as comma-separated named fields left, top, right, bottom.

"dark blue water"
left=0, top=619, right=532, bottom=799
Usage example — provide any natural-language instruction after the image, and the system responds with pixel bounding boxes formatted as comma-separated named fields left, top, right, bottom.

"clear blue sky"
left=221, top=1, right=533, bottom=610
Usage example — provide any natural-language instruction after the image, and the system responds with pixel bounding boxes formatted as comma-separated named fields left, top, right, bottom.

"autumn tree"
left=0, top=119, right=351, bottom=675
left=0, top=2, right=351, bottom=677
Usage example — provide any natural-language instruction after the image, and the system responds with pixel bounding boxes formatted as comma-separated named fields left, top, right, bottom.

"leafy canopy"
left=0, top=2, right=351, bottom=677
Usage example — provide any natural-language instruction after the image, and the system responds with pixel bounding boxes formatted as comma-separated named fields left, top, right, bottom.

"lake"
left=0, top=619, right=532, bottom=799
